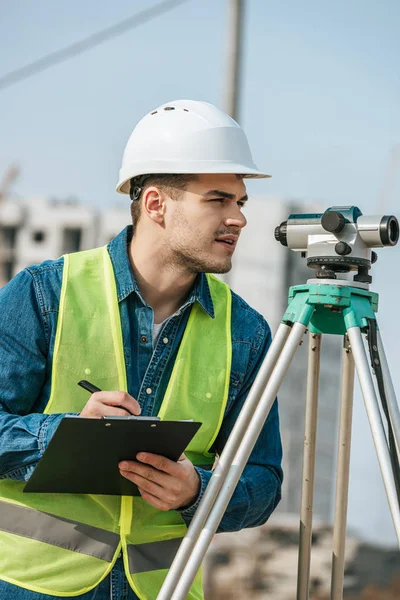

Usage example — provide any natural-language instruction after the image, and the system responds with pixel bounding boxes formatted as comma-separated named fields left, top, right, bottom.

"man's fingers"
left=121, top=470, right=165, bottom=499
left=136, top=452, right=181, bottom=476
left=93, top=391, right=141, bottom=415
left=119, top=461, right=171, bottom=487
left=138, top=488, right=170, bottom=512
left=80, top=391, right=141, bottom=418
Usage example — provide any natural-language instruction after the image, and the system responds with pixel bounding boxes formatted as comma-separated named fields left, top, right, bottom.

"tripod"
left=157, top=278, right=400, bottom=600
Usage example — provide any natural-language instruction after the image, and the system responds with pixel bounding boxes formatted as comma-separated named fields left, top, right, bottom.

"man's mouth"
left=216, top=240, right=234, bottom=246
left=215, top=236, right=238, bottom=250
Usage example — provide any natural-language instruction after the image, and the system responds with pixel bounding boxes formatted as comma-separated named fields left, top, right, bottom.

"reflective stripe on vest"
left=0, top=246, right=231, bottom=599
left=0, top=500, right=119, bottom=562
left=127, top=538, right=183, bottom=575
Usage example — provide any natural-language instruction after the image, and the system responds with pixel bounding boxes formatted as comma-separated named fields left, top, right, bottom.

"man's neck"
left=128, top=230, right=196, bottom=324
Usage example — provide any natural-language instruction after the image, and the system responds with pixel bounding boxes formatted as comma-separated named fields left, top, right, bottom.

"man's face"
left=163, top=173, right=248, bottom=274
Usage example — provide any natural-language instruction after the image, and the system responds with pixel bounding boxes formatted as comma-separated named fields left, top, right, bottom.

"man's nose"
left=224, top=208, right=247, bottom=229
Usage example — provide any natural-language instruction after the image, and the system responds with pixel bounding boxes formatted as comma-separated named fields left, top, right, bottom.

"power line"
left=0, top=0, right=188, bottom=92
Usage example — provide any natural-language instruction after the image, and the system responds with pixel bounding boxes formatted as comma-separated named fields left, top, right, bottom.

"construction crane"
left=0, top=164, right=19, bottom=202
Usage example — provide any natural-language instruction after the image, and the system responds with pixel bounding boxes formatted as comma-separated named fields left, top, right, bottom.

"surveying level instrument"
left=157, top=206, right=400, bottom=600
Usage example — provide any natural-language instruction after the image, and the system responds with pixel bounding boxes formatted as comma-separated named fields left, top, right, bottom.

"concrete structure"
left=0, top=196, right=129, bottom=281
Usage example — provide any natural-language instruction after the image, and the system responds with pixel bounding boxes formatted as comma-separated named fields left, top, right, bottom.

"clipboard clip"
left=102, top=415, right=160, bottom=421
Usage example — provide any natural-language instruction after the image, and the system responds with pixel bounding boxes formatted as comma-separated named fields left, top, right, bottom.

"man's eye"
left=237, top=201, right=246, bottom=208
left=210, top=198, right=224, bottom=203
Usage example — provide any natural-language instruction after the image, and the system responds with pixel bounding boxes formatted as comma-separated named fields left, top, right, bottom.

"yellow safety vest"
left=0, top=246, right=232, bottom=598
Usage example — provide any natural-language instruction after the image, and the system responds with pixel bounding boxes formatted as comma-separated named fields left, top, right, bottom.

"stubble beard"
left=172, top=246, right=232, bottom=274
left=165, top=204, right=234, bottom=274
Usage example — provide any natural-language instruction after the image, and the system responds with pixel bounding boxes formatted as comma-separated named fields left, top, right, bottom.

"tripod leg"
left=331, top=335, right=355, bottom=599
left=156, top=322, right=292, bottom=600
left=377, top=330, right=400, bottom=460
left=297, top=333, right=322, bottom=600
left=347, top=326, right=400, bottom=545
left=165, top=322, right=308, bottom=600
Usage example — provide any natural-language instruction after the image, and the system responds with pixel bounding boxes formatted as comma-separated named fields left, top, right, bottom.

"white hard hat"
left=116, top=99, right=270, bottom=194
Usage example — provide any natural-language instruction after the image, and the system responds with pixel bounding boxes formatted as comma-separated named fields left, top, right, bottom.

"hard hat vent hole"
left=164, top=106, right=175, bottom=111
left=183, top=108, right=189, bottom=112
left=150, top=111, right=157, bottom=115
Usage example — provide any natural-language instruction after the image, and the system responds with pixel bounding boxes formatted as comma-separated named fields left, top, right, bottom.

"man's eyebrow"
left=202, top=189, right=248, bottom=202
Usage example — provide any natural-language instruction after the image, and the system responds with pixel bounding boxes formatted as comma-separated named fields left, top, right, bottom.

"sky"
left=1, top=0, right=400, bottom=546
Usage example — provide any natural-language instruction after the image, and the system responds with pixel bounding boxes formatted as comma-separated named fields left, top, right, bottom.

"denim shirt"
left=0, top=226, right=282, bottom=532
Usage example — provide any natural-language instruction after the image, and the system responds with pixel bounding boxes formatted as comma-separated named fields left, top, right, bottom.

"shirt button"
left=140, top=335, right=148, bottom=343
left=163, top=337, right=169, bottom=344
left=146, top=388, right=152, bottom=395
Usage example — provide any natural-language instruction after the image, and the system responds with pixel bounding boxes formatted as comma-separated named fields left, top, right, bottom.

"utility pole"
left=224, top=0, right=245, bottom=122
left=223, top=0, right=245, bottom=286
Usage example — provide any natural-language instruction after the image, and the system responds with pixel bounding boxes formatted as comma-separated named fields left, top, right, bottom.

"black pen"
left=78, top=380, right=102, bottom=394
left=77, top=379, right=135, bottom=416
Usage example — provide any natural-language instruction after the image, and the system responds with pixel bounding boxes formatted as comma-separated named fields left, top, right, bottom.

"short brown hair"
left=130, top=174, right=197, bottom=230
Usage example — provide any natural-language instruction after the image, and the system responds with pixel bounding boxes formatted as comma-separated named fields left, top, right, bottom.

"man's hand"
left=80, top=391, right=141, bottom=418
left=119, top=453, right=200, bottom=511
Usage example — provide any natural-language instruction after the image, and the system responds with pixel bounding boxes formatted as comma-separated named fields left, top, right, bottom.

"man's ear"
left=142, top=186, right=166, bottom=224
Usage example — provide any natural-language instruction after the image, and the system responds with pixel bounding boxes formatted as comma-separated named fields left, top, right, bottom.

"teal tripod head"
left=275, top=205, right=399, bottom=284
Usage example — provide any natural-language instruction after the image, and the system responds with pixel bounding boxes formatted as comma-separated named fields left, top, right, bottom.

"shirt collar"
left=107, top=226, right=215, bottom=318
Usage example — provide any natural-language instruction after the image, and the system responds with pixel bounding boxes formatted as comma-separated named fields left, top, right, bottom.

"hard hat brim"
left=117, top=165, right=271, bottom=195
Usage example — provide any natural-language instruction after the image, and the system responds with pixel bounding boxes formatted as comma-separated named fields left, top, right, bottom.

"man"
left=0, top=100, right=282, bottom=600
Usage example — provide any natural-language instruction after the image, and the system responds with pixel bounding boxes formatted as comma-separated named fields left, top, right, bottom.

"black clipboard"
left=24, top=416, right=202, bottom=496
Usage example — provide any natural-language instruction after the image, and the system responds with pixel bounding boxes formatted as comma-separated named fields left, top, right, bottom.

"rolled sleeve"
left=178, top=467, right=211, bottom=524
